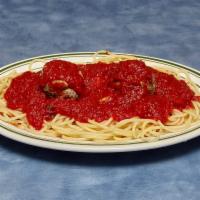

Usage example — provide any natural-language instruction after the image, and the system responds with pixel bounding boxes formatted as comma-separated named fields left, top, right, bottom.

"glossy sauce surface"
left=4, top=60, right=195, bottom=129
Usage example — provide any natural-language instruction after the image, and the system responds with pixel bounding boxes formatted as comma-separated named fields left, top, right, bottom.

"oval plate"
left=0, top=52, right=200, bottom=153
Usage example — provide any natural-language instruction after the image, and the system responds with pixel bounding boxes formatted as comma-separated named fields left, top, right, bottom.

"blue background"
left=0, top=0, right=200, bottom=199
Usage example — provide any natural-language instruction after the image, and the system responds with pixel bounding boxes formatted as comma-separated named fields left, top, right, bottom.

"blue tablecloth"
left=0, top=0, right=200, bottom=199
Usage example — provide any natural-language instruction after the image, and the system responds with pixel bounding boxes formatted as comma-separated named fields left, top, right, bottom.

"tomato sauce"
left=4, top=60, right=195, bottom=130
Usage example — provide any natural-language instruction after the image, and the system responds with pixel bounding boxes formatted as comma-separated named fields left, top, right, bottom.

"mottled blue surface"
left=0, top=0, right=200, bottom=199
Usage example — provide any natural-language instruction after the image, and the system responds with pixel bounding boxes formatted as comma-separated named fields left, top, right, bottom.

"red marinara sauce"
left=4, top=59, right=196, bottom=130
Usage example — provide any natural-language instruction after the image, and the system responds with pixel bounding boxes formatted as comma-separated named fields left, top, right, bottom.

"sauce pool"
left=4, top=59, right=196, bottom=130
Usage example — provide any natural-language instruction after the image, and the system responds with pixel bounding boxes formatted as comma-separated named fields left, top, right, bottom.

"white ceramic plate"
left=0, top=52, right=200, bottom=153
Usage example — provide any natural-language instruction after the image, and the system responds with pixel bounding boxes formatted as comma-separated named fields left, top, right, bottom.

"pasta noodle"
left=0, top=51, right=200, bottom=144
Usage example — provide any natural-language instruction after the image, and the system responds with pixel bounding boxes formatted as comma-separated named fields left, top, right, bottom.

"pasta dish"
left=0, top=51, right=200, bottom=144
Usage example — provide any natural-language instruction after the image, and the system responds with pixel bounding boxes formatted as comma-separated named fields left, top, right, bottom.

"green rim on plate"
left=0, top=52, right=200, bottom=148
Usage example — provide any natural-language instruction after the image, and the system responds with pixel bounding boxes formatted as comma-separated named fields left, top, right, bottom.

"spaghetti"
left=0, top=51, right=200, bottom=144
